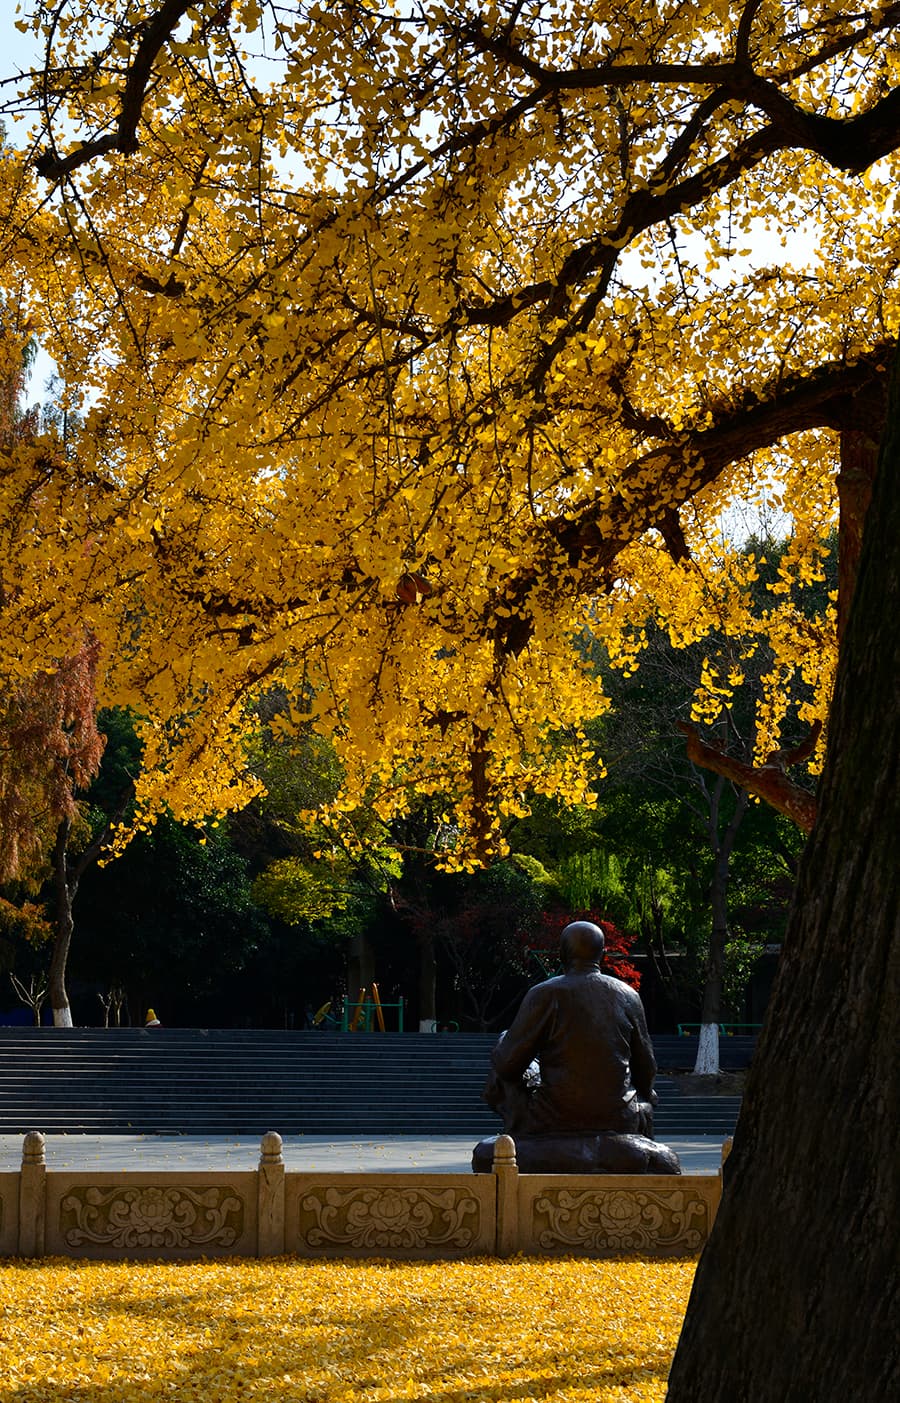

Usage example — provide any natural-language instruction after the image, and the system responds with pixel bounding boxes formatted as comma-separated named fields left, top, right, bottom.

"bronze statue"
left=473, top=920, right=681, bottom=1174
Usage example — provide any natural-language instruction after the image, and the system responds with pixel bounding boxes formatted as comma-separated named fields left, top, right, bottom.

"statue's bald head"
left=560, top=920, right=606, bottom=971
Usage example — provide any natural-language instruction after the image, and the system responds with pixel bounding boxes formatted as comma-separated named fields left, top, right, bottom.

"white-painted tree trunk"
left=693, top=1021, right=720, bottom=1075
left=53, top=1005, right=73, bottom=1028
left=419, top=1018, right=437, bottom=1033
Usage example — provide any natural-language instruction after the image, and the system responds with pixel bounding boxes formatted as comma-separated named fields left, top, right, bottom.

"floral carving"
left=532, top=1188, right=708, bottom=1255
left=60, top=1185, right=245, bottom=1250
left=300, top=1186, right=481, bottom=1251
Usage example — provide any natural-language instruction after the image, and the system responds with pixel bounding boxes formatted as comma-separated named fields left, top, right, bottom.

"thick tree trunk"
left=347, top=930, right=375, bottom=1004
left=417, top=926, right=437, bottom=1032
left=835, top=382, right=885, bottom=642
left=694, top=849, right=727, bottom=1075
left=48, top=816, right=74, bottom=1027
left=693, top=777, right=749, bottom=1075
left=45, top=801, right=124, bottom=1030
left=666, top=353, right=900, bottom=1400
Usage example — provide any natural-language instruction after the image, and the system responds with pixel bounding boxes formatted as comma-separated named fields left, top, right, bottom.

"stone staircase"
left=0, top=1028, right=748, bottom=1138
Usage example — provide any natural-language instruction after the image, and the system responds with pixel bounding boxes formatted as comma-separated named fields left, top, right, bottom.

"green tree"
left=75, top=817, right=269, bottom=1026
left=588, top=532, right=823, bottom=1070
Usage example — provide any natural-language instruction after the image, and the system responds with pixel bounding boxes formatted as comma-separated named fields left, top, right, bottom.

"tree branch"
left=35, top=0, right=195, bottom=180
left=552, top=343, right=896, bottom=570
left=677, top=721, right=820, bottom=832
left=490, top=342, right=896, bottom=658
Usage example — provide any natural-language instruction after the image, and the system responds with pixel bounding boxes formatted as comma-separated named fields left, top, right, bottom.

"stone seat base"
left=472, top=1132, right=682, bottom=1176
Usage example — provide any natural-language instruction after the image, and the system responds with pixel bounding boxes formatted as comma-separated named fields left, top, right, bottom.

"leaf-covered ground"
left=0, top=1256, right=694, bottom=1401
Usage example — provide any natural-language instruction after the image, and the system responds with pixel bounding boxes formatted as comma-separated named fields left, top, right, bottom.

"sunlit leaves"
left=0, top=1, right=897, bottom=857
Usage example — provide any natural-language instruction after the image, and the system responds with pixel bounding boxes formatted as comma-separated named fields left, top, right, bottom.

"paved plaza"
left=0, top=1132, right=726, bottom=1174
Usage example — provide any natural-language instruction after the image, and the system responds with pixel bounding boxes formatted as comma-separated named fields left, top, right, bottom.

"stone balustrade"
left=0, top=1132, right=725, bottom=1260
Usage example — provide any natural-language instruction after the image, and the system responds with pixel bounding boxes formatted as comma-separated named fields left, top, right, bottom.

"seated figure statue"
left=473, top=920, right=681, bottom=1175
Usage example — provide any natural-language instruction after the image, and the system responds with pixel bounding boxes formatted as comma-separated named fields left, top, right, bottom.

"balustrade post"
left=493, top=1134, right=519, bottom=1257
left=18, top=1131, right=46, bottom=1258
left=258, top=1131, right=286, bottom=1256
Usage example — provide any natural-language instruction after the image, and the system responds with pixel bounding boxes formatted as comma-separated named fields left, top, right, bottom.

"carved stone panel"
left=0, top=1173, right=15, bottom=1255
left=524, top=1181, right=714, bottom=1256
left=56, top=1184, right=246, bottom=1254
left=291, top=1177, right=490, bottom=1257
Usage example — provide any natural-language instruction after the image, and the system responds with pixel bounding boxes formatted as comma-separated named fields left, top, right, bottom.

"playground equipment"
left=342, top=985, right=405, bottom=1032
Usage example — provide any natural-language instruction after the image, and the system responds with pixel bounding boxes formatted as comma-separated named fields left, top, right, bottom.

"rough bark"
left=835, top=382, right=886, bottom=642
left=666, top=352, right=900, bottom=1400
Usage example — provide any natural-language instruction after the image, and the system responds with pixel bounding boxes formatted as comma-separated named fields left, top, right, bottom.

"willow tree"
left=0, top=3, right=898, bottom=1382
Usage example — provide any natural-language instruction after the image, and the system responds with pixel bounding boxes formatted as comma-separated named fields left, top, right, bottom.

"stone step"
left=0, top=1081, right=735, bottom=1103
left=0, top=1028, right=746, bottom=1137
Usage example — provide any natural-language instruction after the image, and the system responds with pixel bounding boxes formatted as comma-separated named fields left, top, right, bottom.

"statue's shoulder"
left=526, top=974, right=566, bottom=999
left=517, top=974, right=570, bottom=1015
left=598, top=972, right=643, bottom=1006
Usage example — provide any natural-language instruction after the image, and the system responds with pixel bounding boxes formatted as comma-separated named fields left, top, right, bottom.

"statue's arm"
left=492, top=989, right=554, bottom=1081
left=628, top=993, right=658, bottom=1102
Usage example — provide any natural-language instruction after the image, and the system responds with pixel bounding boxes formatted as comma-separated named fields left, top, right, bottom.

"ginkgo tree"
left=0, top=0, right=896, bottom=862
left=0, top=5, right=898, bottom=1393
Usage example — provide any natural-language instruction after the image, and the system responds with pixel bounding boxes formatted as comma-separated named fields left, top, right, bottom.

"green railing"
left=524, top=949, right=561, bottom=980
left=676, top=1022, right=762, bottom=1036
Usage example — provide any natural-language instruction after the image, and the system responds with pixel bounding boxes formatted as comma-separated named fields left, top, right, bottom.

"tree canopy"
left=1, top=1, right=898, bottom=859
